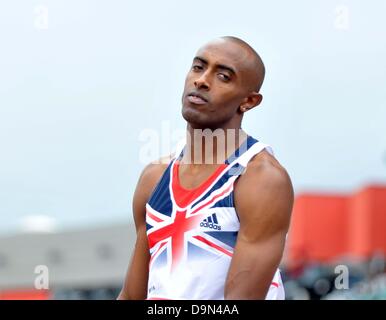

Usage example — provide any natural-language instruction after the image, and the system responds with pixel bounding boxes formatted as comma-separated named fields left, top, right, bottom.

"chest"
left=177, top=163, right=224, bottom=190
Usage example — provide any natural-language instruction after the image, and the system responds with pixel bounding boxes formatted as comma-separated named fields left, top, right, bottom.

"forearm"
left=118, top=228, right=150, bottom=300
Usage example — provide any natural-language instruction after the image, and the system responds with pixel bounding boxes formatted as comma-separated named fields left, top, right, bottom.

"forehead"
left=195, top=40, right=252, bottom=72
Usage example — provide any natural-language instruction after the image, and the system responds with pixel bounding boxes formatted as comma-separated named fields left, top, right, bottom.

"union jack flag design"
left=145, top=136, right=285, bottom=300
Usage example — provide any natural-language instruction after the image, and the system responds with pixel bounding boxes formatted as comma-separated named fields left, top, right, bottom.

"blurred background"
left=0, top=0, right=385, bottom=299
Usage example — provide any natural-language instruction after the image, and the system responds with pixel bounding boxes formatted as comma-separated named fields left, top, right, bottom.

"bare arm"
left=225, top=152, right=294, bottom=299
left=117, top=156, right=172, bottom=300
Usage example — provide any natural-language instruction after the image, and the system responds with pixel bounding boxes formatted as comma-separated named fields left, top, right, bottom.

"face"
left=181, top=39, right=259, bottom=129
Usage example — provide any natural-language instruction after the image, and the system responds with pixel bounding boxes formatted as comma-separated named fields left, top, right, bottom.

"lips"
left=187, top=92, right=208, bottom=105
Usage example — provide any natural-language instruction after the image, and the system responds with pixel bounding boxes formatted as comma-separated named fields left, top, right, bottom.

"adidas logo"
left=200, top=213, right=221, bottom=230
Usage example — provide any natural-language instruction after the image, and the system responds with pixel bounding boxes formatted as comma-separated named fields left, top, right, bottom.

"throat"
left=183, top=127, right=248, bottom=165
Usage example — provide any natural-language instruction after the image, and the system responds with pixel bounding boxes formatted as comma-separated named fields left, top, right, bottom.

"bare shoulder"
left=137, top=152, right=175, bottom=197
left=141, top=153, right=175, bottom=183
left=234, top=149, right=294, bottom=231
left=132, top=153, right=175, bottom=226
left=242, top=149, right=292, bottom=188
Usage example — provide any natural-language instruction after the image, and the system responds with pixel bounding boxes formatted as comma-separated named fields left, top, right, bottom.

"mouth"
left=186, top=92, right=208, bottom=105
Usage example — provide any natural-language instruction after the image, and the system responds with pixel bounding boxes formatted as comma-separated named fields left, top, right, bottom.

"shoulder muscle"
left=234, top=150, right=294, bottom=241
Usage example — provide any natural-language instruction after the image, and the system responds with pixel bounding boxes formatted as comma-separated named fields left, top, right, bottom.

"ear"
left=239, top=92, right=263, bottom=113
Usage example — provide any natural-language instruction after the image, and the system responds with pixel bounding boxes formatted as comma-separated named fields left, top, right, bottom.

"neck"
left=183, top=124, right=248, bottom=166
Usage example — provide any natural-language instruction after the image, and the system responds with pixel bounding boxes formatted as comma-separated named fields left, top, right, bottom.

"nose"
left=194, top=72, right=210, bottom=91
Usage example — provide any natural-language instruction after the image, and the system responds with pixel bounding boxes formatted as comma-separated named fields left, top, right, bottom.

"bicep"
left=225, top=163, right=293, bottom=299
left=225, top=222, right=287, bottom=299
left=118, top=224, right=150, bottom=300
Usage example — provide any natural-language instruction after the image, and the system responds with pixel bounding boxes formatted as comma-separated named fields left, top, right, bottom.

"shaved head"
left=182, top=36, right=266, bottom=129
left=220, top=36, right=265, bottom=92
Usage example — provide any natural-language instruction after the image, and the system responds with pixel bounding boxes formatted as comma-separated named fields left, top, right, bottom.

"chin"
left=181, top=108, right=218, bottom=129
left=181, top=106, right=201, bottom=124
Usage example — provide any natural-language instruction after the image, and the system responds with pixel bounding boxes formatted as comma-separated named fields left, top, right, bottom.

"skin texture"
left=118, top=37, right=294, bottom=300
left=117, top=155, right=173, bottom=299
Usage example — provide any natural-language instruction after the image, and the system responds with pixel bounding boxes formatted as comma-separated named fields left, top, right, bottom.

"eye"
left=192, top=65, right=203, bottom=71
left=218, top=73, right=230, bottom=81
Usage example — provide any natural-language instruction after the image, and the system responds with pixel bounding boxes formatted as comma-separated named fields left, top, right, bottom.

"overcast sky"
left=0, top=0, right=385, bottom=234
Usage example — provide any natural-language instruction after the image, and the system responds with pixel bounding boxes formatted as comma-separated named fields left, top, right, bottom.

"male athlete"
left=118, top=36, right=294, bottom=300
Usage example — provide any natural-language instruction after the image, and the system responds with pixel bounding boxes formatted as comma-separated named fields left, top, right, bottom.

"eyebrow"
left=193, top=56, right=236, bottom=75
